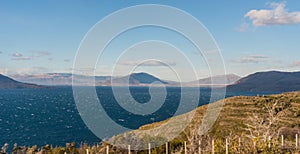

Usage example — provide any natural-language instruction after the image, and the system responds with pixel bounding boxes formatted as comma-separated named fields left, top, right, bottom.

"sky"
left=0, top=0, right=300, bottom=81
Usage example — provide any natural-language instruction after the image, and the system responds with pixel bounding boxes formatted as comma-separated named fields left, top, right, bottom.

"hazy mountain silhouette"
left=13, top=72, right=168, bottom=86
left=13, top=71, right=300, bottom=91
left=185, top=74, right=241, bottom=86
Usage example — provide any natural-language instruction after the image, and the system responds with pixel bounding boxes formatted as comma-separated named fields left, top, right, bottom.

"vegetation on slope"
left=105, top=91, right=300, bottom=153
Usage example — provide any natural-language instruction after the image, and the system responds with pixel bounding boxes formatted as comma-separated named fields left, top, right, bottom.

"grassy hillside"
left=105, top=91, right=300, bottom=153
left=137, top=91, right=300, bottom=136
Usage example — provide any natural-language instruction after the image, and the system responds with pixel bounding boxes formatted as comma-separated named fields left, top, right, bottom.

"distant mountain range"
left=12, top=73, right=111, bottom=86
left=5, top=70, right=300, bottom=92
left=227, top=71, right=300, bottom=92
left=0, top=74, right=42, bottom=89
left=184, top=74, right=241, bottom=86
left=11, top=72, right=240, bottom=87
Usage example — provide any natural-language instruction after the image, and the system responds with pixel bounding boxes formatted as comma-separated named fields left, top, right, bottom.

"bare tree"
left=245, top=101, right=283, bottom=141
left=243, top=99, right=290, bottom=153
left=0, top=143, right=9, bottom=154
left=183, top=124, right=200, bottom=153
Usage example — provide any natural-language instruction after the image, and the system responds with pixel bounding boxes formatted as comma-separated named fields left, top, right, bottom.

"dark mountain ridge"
left=0, top=74, right=42, bottom=89
left=227, top=71, right=300, bottom=92
left=109, top=72, right=168, bottom=85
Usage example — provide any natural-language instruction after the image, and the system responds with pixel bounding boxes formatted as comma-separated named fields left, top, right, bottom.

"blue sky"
left=0, top=0, right=300, bottom=81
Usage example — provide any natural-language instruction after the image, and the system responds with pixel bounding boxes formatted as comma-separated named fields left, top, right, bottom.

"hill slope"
left=140, top=91, right=300, bottom=136
left=185, top=74, right=241, bottom=86
left=227, top=71, right=300, bottom=92
left=0, top=74, right=42, bottom=89
left=107, top=91, right=300, bottom=150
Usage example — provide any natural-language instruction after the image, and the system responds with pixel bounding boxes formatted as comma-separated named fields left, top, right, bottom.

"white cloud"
left=119, top=60, right=176, bottom=67
left=232, top=55, right=269, bottom=64
left=11, top=52, right=32, bottom=60
left=12, top=52, right=23, bottom=57
left=245, top=2, right=300, bottom=26
left=72, top=68, right=95, bottom=71
left=238, top=23, right=249, bottom=32
left=12, top=57, right=32, bottom=61
left=30, top=51, right=51, bottom=57
left=193, top=48, right=221, bottom=55
left=11, top=50, right=51, bottom=61
left=72, top=67, right=96, bottom=76
left=0, top=68, right=9, bottom=75
left=289, top=61, right=300, bottom=67
left=16, top=66, right=49, bottom=75
left=2, top=67, right=50, bottom=75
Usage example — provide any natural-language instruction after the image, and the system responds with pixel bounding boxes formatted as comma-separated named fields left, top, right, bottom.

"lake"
left=0, top=86, right=274, bottom=148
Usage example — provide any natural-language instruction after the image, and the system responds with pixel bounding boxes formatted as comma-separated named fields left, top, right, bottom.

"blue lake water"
left=0, top=86, right=275, bottom=148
